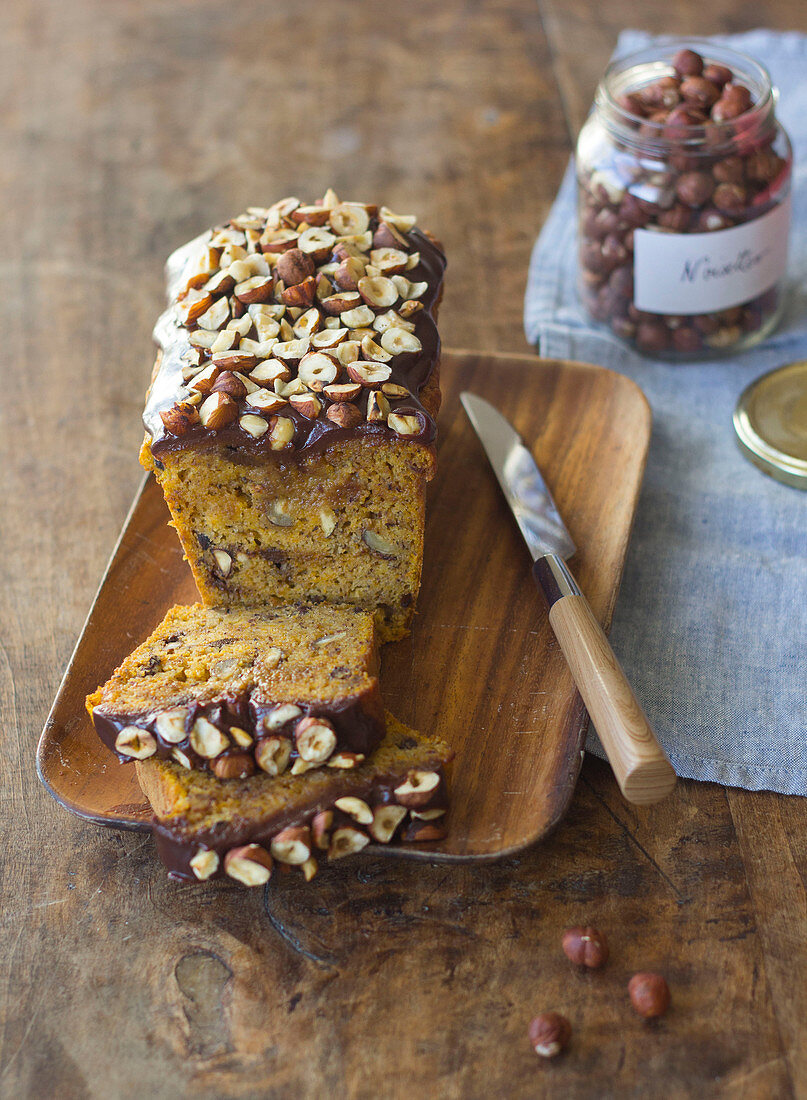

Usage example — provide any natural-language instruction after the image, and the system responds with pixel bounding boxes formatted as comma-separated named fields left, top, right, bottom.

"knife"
left=461, top=392, right=676, bottom=806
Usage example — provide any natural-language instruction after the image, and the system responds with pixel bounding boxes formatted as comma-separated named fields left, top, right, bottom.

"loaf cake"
left=136, top=714, right=452, bottom=884
left=86, top=603, right=384, bottom=779
left=141, top=191, right=446, bottom=641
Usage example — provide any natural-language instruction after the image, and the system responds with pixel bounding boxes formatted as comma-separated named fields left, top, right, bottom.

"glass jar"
left=576, top=39, right=792, bottom=358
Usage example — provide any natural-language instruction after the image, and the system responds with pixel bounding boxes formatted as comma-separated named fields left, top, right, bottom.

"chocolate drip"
left=151, top=763, right=449, bottom=882
left=93, top=689, right=385, bottom=771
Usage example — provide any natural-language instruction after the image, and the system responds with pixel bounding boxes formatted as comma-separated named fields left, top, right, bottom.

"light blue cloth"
left=525, top=30, right=807, bottom=794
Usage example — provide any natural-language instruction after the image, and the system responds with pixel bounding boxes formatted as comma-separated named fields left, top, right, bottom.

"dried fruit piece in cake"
left=85, top=603, right=384, bottom=778
left=136, top=713, right=452, bottom=884
left=141, top=192, right=446, bottom=641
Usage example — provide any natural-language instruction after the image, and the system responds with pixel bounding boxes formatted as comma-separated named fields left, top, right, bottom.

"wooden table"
left=4, top=2, right=806, bottom=1096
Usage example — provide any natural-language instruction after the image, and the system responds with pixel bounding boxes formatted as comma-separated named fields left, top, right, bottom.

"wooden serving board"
left=37, top=350, right=651, bottom=860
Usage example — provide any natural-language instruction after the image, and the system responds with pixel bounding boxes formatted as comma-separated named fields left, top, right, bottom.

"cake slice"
left=137, top=714, right=452, bottom=884
left=86, top=603, right=384, bottom=779
left=139, top=191, right=446, bottom=641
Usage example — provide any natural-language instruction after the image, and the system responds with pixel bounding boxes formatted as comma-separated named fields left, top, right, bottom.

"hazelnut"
left=664, top=105, right=707, bottom=140
left=255, top=736, right=292, bottom=776
left=528, top=1012, right=571, bottom=1059
left=745, top=149, right=783, bottom=184
left=635, top=319, right=669, bottom=355
left=711, top=83, right=752, bottom=122
left=561, top=926, right=609, bottom=969
left=294, top=715, right=337, bottom=763
left=281, top=275, right=317, bottom=308
left=672, top=327, right=702, bottom=353
left=276, top=248, right=316, bottom=287
left=393, top=768, right=441, bottom=808
left=160, top=402, right=200, bottom=436
left=199, top=391, right=238, bottom=430
left=639, top=76, right=681, bottom=112
left=679, top=76, right=720, bottom=111
left=401, top=818, right=448, bottom=842
left=675, top=171, right=714, bottom=208
left=702, top=63, right=732, bottom=88
left=224, top=844, right=273, bottom=886
left=213, top=752, right=256, bottom=779
left=270, top=826, right=313, bottom=865
left=328, top=826, right=370, bottom=860
left=672, top=48, right=703, bottom=78
left=712, top=156, right=745, bottom=184
left=311, top=810, right=334, bottom=850
left=115, top=726, right=157, bottom=760
left=368, top=804, right=407, bottom=843
left=211, top=371, right=248, bottom=400
left=657, top=204, right=691, bottom=231
left=326, top=402, right=363, bottom=429
left=713, top=182, right=747, bottom=215
left=628, top=972, right=671, bottom=1018
left=373, top=220, right=408, bottom=249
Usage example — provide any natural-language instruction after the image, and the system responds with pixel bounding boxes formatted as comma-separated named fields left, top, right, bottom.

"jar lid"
left=733, top=361, right=807, bottom=489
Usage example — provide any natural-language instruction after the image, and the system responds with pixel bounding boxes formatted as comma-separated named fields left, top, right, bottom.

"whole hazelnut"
left=213, top=752, right=256, bottom=779
left=675, top=171, right=714, bottom=208
left=745, top=149, right=784, bottom=184
left=702, top=63, right=732, bottom=88
left=618, top=194, right=649, bottom=228
left=528, top=1012, right=571, bottom=1058
left=672, top=326, right=702, bottom=353
left=562, top=926, right=609, bottom=969
left=680, top=76, right=721, bottom=111
left=712, top=156, right=745, bottom=184
left=711, top=83, right=752, bottom=122
left=616, top=92, right=646, bottom=118
left=664, top=105, right=708, bottom=141
left=628, top=972, right=671, bottom=1018
left=713, top=182, right=747, bottom=215
left=658, top=203, right=692, bottom=231
left=639, top=76, right=681, bottom=112
left=636, top=319, right=669, bottom=355
left=608, top=265, right=634, bottom=301
left=601, top=234, right=629, bottom=269
left=276, top=247, right=316, bottom=287
left=673, top=48, right=704, bottom=78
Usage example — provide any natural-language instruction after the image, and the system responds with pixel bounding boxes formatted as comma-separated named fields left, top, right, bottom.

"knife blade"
left=461, top=391, right=676, bottom=806
left=459, top=392, right=576, bottom=561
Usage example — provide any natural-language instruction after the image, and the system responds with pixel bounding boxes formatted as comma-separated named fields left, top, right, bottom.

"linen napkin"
left=525, top=30, right=807, bottom=794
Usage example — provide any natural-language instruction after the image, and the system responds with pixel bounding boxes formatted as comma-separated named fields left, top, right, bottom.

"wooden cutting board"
left=37, top=350, right=651, bottom=860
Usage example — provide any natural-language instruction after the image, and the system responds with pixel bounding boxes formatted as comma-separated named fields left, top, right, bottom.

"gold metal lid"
left=734, top=361, right=807, bottom=490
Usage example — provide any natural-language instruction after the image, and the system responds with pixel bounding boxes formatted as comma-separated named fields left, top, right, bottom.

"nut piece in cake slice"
left=136, top=714, right=453, bottom=885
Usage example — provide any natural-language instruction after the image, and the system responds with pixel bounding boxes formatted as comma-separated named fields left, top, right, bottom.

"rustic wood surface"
left=3, top=1, right=806, bottom=1097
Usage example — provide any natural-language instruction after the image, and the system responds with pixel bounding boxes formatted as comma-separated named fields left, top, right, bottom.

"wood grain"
left=4, top=0, right=807, bottom=1096
left=548, top=593, right=676, bottom=805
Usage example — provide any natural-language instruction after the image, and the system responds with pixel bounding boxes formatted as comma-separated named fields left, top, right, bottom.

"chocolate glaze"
left=92, top=688, right=385, bottom=772
left=145, top=219, right=446, bottom=460
left=152, top=763, right=449, bottom=882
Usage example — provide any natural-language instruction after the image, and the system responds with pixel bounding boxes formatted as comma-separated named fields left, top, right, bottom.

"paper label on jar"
left=633, top=196, right=791, bottom=315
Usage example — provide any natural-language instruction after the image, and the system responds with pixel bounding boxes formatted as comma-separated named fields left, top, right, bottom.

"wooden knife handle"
left=534, top=557, right=676, bottom=806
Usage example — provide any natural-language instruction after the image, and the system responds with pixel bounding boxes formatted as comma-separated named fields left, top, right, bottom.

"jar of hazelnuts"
left=577, top=40, right=792, bottom=357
